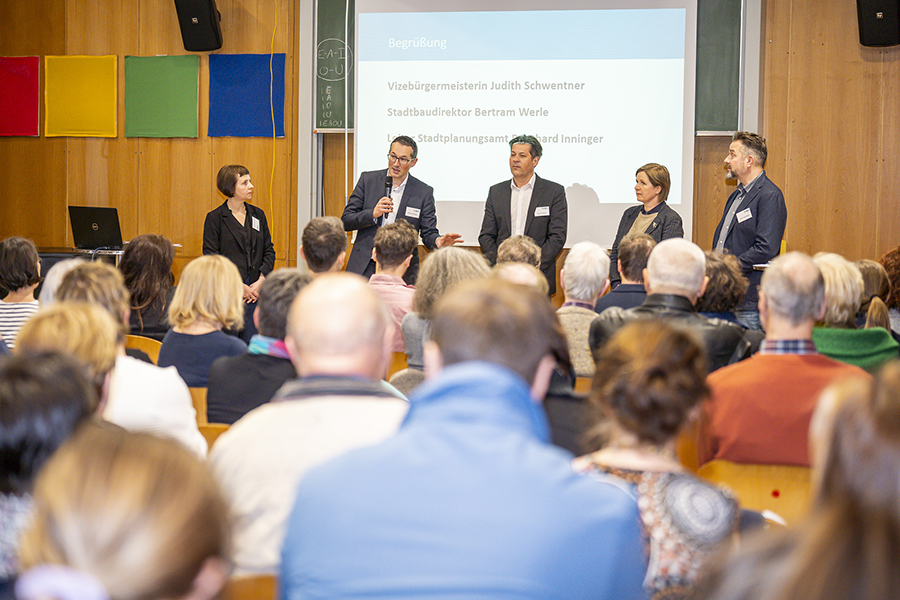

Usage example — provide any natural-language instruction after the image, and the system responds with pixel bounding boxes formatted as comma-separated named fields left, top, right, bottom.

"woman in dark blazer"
left=203, top=164, right=275, bottom=342
left=608, top=163, right=683, bottom=288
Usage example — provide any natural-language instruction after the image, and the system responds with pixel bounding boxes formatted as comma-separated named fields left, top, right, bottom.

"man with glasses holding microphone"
left=342, top=135, right=462, bottom=284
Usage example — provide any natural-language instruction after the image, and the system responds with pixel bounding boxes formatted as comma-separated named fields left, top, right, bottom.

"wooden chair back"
left=200, top=423, right=229, bottom=450
left=218, top=574, right=277, bottom=600
left=125, top=334, right=162, bottom=364
left=697, top=459, right=813, bottom=525
left=573, top=377, right=592, bottom=394
left=189, top=387, right=208, bottom=426
left=386, top=352, right=408, bottom=379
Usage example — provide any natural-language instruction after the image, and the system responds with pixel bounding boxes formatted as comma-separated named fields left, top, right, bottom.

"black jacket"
left=203, top=201, right=275, bottom=284
left=609, top=202, right=683, bottom=286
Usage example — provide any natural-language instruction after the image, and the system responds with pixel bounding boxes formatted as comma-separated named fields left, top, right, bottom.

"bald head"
left=760, top=252, right=825, bottom=326
left=646, top=239, right=707, bottom=300
left=285, top=273, right=391, bottom=378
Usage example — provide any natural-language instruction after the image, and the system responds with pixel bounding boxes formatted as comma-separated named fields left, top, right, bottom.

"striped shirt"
left=0, top=300, right=40, bottom=349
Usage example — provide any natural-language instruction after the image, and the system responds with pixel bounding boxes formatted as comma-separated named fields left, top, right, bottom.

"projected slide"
left=355, top=3, right=695, bottom=247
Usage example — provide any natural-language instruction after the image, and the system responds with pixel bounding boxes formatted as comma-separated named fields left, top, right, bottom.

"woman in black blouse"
left=203, top=165, right=275, bottom=342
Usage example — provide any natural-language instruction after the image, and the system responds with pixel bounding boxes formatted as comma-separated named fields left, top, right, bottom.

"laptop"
left=68, top=206, right=124, bottom=250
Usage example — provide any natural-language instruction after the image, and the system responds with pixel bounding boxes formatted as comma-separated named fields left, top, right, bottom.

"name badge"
left=405, top=207, right=421, bottom=219
left=534, top=206, right=550, bottom=217
left=252, top=216, right=261, bottom=231
left=736, top=208, right=752, bottom=223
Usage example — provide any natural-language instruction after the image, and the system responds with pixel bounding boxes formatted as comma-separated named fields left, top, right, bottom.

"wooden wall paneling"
left=692, top=136, right=735, bottom=249
left=877, top=46, right=900, bottom=257
left=780, top=0, right=882, bottom=260
left=0, top=0, right=67, bottom=246
left=322, top=133, right=354, bottom=218
left=760, top=0, right=793, bottom=195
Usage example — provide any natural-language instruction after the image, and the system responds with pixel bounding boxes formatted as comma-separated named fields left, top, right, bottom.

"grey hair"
left=647, top=239, right=706, bottom=296
left=760, top=252, right=825, bottom=326
left=563, top=242, right=610, bottom=302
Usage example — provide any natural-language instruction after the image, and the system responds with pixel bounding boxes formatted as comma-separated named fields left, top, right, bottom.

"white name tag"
left=405, top=207, right=421, bottom=219
left=534, top=206, right=550, bottom=217
left=736, top=208, right=752, bottom=223
left=251, top=216, right=261, bottom=231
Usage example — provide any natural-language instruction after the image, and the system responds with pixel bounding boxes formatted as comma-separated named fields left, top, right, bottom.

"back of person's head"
left=496, top=235, right=541, bottom=268
left=562, top=241, right=609, bottom=301
left=18, top=425, right=229, bottom=600
left=618, top=234, right=656, bottom=283
left=0, top=236, right=41, bottom=294
left=760, top=252, right=825, bottom=326
left=120, top=234, right=175, bottom=314
left=696, top=251, right=749, bottom=313
left=732, top=130, right=768, bottom=167
left=635, top=163, right=671, bottom=203
left=0, top=351, right=95, bottom=496
left=16, top=303, right=119, bottom=398
left=646, top=239, right=706, bottom=297
left=216, top=164, right=249, bottom=198
left=256, top=268, right=312, bottom=339
left=813, top=252, right=864, bottom=327
left=38, top=259, right=85, bottom=305
left=491, top=262, right=549, bottom=295
left=374, top=220, right=417, bottom=269
left=301, top=216, right=347, bottom=273
left=412, top=247, right=490, bottom=319
left=878, top=245, right=900, bottom=310
left=168, top=255, right=244, bottom=331
left=286, top=273, right=390, bottom=377
left=56, top=262, right=130, bottom=343
left=590, top=319, right=708, bottom=447
left=431, top=279, right=567, bottom=385
left=855, top=259, right=892, bottom=330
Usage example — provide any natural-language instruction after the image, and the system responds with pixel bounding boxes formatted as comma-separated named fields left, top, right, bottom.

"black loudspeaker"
left=857, top=0, right=900, bottom=46
left=174, top=0, right=223, bottom=52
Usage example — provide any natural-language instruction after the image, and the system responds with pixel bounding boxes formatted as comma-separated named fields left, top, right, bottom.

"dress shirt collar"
left=758, top=339, right=818, bottom=355
left=510, top=173, right=536, bottom=192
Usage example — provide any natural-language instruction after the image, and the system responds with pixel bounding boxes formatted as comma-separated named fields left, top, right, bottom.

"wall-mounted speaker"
left=857, top=0, right=900, bottom=47
left=174, top=0, right=223, bottom=52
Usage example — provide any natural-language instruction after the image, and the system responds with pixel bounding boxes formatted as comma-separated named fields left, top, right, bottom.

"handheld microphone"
left=384, top=175, right=392, bottom=201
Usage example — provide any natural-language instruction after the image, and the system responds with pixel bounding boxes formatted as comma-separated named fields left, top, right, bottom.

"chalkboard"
left=695, top=0, right=742, bottom=132
left=315, top=0, right=354, bottom=130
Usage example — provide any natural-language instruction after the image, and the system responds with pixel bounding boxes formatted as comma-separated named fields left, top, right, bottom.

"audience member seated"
left=367, top=221, right=416, bottom=352
left=878, top=244, right=900, bottom=334
left=701, top=365, right=899, bottom=600
left=0, top=237, right=42, bottom=349
left=698, top=250, right=764, bottom=354
left=699, top=252, right=870, bottom=467
left=207, top=268, right=311, bottom=425
left=0, top=351, right=96, bottom=588
left=595, top=234, right=654, bottom=314
left=811, top=252, right=898, bottom=372
left=120, top=233, right=176, bottom=341
left=280, top=279, right=646, bottom=600
left=574, top=320, right=739, bottom=599
left=56, top=262, right=206, bottom=456
left=15, top=425, right=228, bottom=600
left=36, top=258, right=83, bottom=305
left=300, top=216, right=347, bottom=275
left=210, top=274, right=408, bottom=575
left=496, top=234, right=541, bottom=268
left=854, top=259, right=893, bottom=331
left=590, top=238, right=746, bottom=373
left=158, top=255, right=247, bottom=387
left=556, top=241, right=609, bottom=377
left=491, top=260, right=550, bottom=295
left=400, top=247, right=490, bottom=371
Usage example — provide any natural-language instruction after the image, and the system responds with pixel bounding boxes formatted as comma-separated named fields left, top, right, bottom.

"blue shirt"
left=158, top=329, right=247, bottom=387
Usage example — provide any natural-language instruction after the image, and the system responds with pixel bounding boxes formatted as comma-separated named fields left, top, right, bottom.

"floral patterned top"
left=574, top=462, right=739, bottom=600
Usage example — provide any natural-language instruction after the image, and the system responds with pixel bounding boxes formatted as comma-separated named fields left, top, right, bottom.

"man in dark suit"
left=712, top=131, right=787, bottom=330
left=342, top=135, right=461, bottom=284
left=479, top=135, right=567, bottom=295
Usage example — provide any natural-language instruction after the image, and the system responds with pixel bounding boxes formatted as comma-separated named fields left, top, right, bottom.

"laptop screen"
left=68, top=206, right=124, bottom=250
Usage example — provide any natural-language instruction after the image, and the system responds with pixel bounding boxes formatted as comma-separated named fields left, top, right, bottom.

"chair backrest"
left=199, top=423, right=229, bottom=450
left=189, top=387, right=208, bottom=426
left=573, top=377, right=592, bottom=394
left=125, top=334, right=162, bottom=364
left=697, top=459, right=812, bottom=524
left=219, top=574, right=277, bottom=600
left=386, top=351, right=408, bottom=379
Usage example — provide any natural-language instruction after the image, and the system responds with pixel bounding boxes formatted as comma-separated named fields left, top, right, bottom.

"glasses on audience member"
left=387, top=153, right=412, bottom=166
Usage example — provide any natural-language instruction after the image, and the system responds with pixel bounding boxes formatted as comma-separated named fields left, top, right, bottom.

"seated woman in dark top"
left=121, top=234, right=176, bottom=341
left=573, top=319, right=740, bottom=599
left=158, top=255, right=247, bottom=387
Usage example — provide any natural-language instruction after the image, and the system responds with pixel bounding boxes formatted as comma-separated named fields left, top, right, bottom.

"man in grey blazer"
left=479, top=135, right=568, bottom=295
left=342, top=135, right=461, bottom=284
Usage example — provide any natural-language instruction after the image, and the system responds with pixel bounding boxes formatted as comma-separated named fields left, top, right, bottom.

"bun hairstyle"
left=590, top=319, right=708, bottom=446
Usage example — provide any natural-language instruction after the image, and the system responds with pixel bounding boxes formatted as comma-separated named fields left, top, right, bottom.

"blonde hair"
left=813, top=252, right=864, bottom=327
left=19, top=424, right=229, bottom=600
left=16, top=303, right=118, bottom=392
left=57, top=261, right=130, bottom=342
left=491, top=262, right=550, bottom=296
left=168, top=255, right=244, bottom=330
